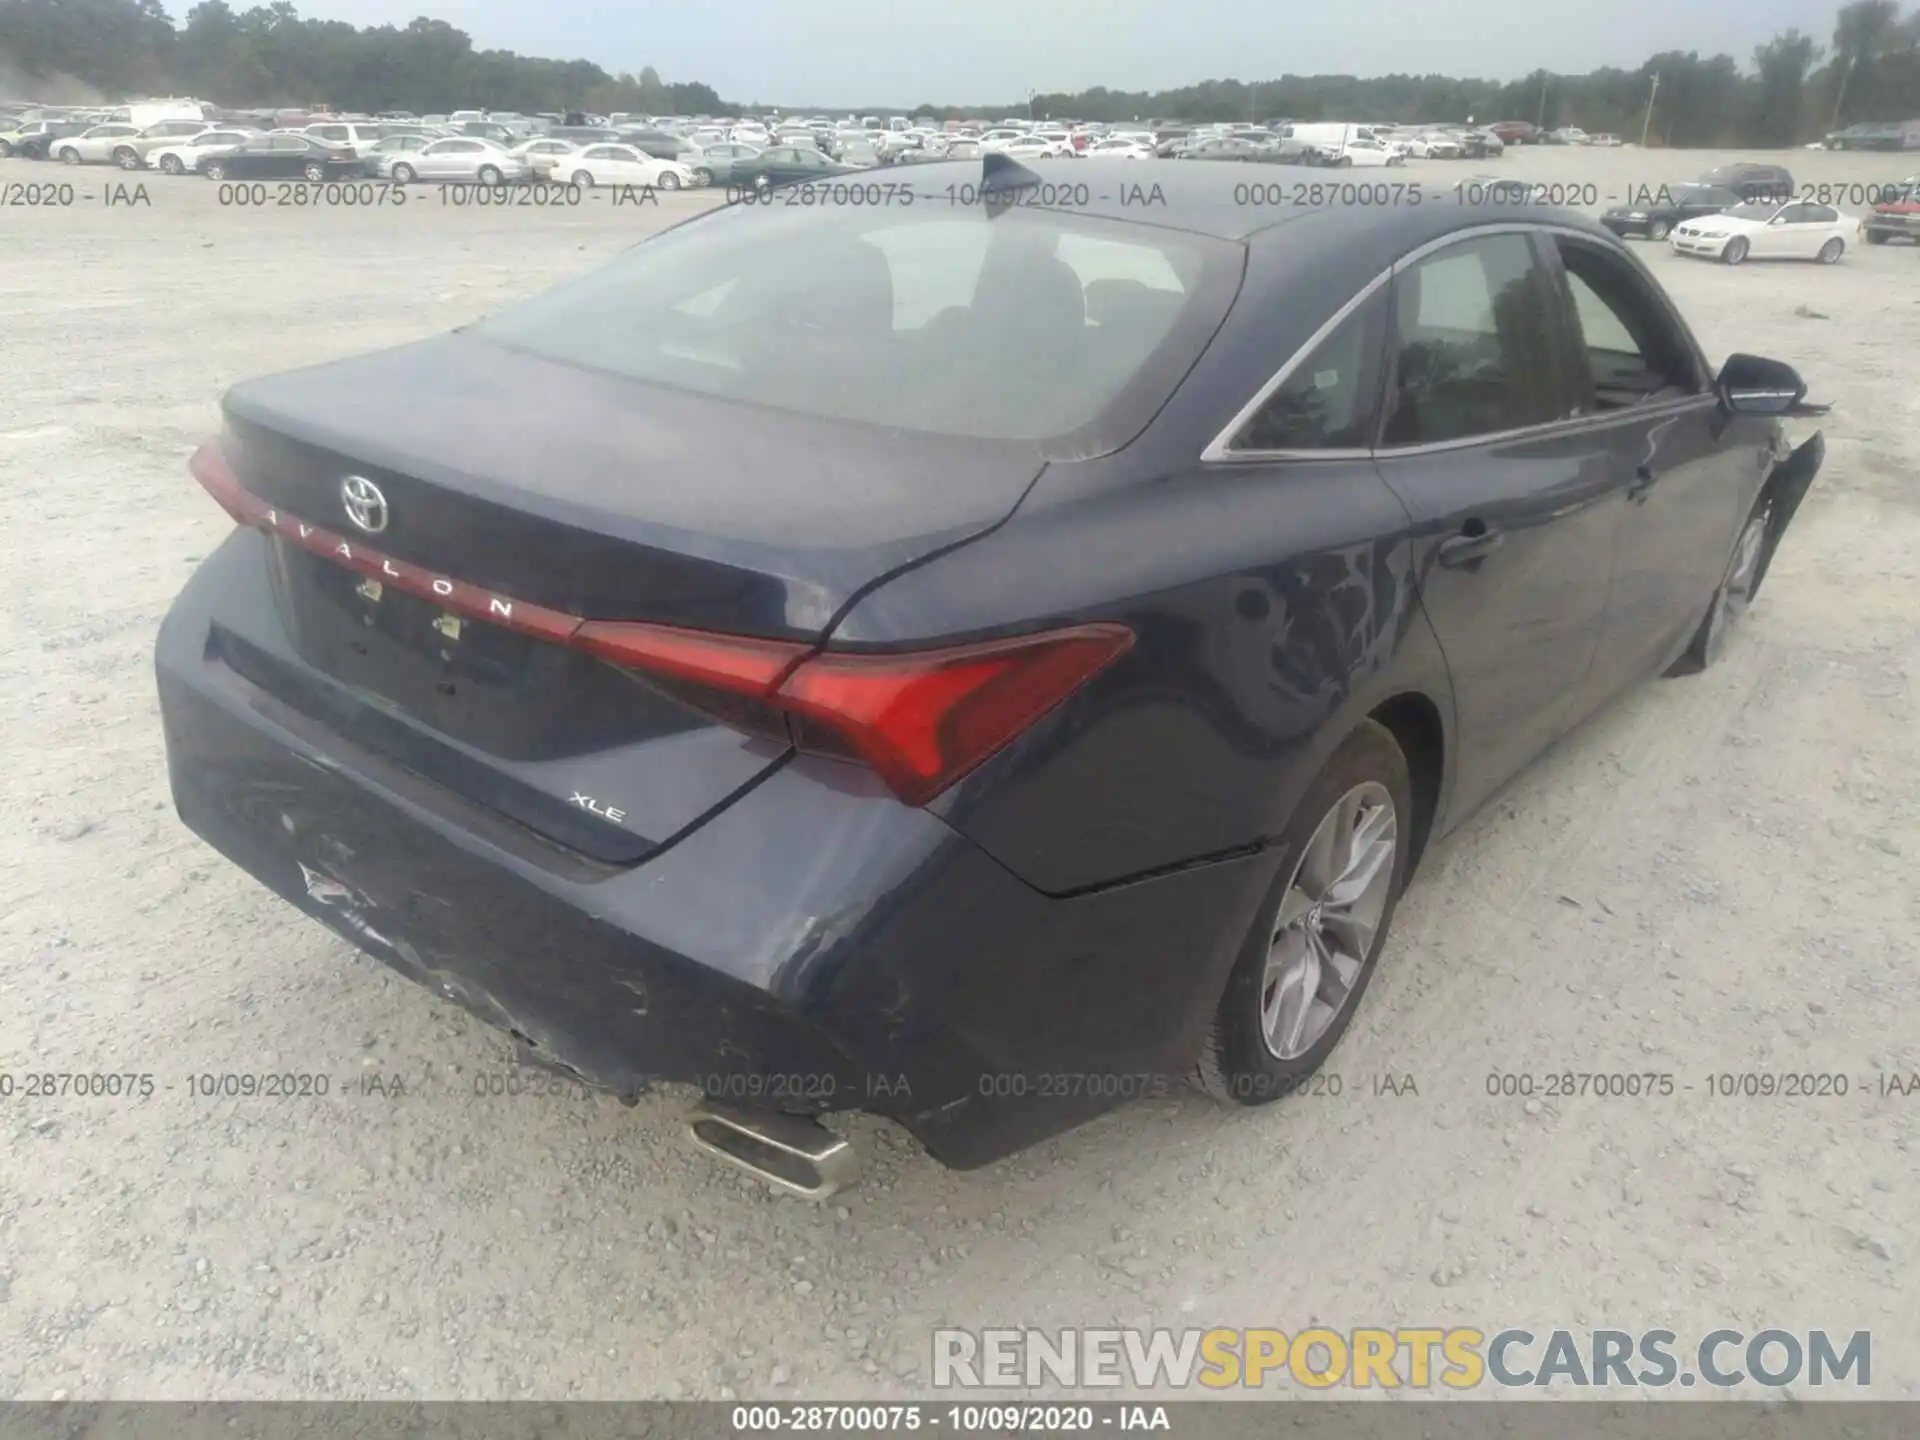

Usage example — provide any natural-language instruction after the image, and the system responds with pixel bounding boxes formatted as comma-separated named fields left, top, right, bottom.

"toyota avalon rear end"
left=155, top=182, right=1259, bottom=1189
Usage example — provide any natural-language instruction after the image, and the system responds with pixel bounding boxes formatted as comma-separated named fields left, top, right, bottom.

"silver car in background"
left=379, top=136, right=528, bottom=185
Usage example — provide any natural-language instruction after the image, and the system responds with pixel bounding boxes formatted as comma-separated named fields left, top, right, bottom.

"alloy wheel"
left=1260, top=781, right=1398, bottom=1060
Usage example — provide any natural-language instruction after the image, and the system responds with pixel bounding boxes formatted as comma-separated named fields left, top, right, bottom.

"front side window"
left=1380, top=232, right=1566, bottom=447
left=1230, top=289, right=1389, bottom=452
left=1552, top=238, right=1700, bottom=410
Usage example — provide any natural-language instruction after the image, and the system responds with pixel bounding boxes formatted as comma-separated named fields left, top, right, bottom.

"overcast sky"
left=296, top=0, right=1847, bottom=105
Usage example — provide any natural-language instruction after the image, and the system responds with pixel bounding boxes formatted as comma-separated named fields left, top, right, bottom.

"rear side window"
left=476, top=199, right=1242, bottom=448
left=1230, top=288, right=1388, bottom=451
left=1380, top=233, right=1566, bottom=447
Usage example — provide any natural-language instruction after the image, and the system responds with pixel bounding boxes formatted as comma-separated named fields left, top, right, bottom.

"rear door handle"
left=1437, top=526, right=1505, bottom=569
left=1627, top=461, right=1657, bottom=501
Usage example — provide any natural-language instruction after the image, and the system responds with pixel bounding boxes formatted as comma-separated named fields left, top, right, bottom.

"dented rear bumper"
left=155, top=530, right=1270, bottom=1169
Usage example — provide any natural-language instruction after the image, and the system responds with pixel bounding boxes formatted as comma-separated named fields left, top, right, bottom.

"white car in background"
left=1406, top=131, right=1462, bottom=158
left=1327, top=137, right=1402, bottom=167
left=1670, top=199, right=1855, bottom=264
left=730, top=123, right=771, bottom=147
left=1085, top=136, right=1156, bottom=159
left=976, top=128, right=1032, bottom=151
left=52, top=122, right=142, bottom=165
left=304, top=120, right=386, bottom=157
left=995, top=134, right=1071, bottom=160
left=381, top=137, right=527, bottom=185
left=510, top=137, right=579, bottom=179
left=563, top=143, right=700, bottom=189
left=146, top=126, right=260, bottom=175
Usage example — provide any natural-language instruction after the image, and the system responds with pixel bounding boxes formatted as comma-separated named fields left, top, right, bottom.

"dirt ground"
left=1, top=142, right=1917, bottom=1402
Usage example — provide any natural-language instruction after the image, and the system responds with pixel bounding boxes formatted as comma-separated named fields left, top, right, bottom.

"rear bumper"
left=156, top=530, right=1271, bottom=1169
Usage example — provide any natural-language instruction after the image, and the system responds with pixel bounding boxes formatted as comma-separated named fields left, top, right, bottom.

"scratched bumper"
left=154, top=529, right=1270, bottom=1168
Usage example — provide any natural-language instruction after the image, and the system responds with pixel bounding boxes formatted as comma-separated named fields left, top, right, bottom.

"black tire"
left=1817, top=237, right=1844, bottom=264
left=1667, top=496, right=1774, bottom=676
left=693, top=166, right=714, bottom=185
left=1721, top=236, right=1749, bottom=265
left=571, top=168, right=593, bottom=188
left=1335, top=155, right=1354, bottom=167
left=657, top=170, right=680, bottom=190
left=1647, top=218, right=1671, bottom=241
left=159, top=153, right=184, bottom=175
left=303, top=162, right=326, bottom=182
left=391, top=162, right=416, bottom=184
left=1193, top=720, right=1413, bottom=1105
left=203, top=161, right=226, bottom=181
left=114, top=146, right=140, bottom=169
left=478, top=164, right=502, bottom=186
left=57, top=147, right=80, bottom=165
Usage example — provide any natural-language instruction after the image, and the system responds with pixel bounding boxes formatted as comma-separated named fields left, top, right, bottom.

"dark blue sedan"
left=155, top=160, right=1824, bottom=1196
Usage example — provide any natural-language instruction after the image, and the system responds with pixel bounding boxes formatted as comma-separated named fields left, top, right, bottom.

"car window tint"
left=1807, top=204, right=1838, bottom=223
left=1231, top=290, right=1388, bottom=451
left=1380, top=233, right=1565, bottom=446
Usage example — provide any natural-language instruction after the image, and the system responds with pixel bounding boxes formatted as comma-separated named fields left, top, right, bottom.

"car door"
left=1543, top=232, right=1753, bottom=709
left=1369, top=227, right=1626, bottom=816
left=1750, top=202, right=1802, bottom=256
left=1795, top=202, right=1841, bottom=255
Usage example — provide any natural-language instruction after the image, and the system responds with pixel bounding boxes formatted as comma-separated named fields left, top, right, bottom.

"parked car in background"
left=1405, top=131, right=1462, bottom=159
left=1821, top=121, right=1910, bottom=151
left=1671, top=199, right=1855, bottom=264
left=147, top=126, right=261, bottom=175
left=199, top=133, right=364, bottom=182
left=0, top=117, right=90, bottom=159
left=1861, top=176, right=1920, bottom=243
left=1545, top=127, right=1592, bottom=144
left=509, top=137, right=578, bottom=180
left=1485, top=120, right=1539, bottom=144
left=725, top=144, right=856, bottom=191
left=1600, top=181, right=1742, bottom=241
left=382, top=137, right=527, bottom=186
left=684, top=141, right=762, bottom=185
left=1328, top=136, right=1400, bottom=167
left=562, top=143, right=698, bottom=189
left=305, top=120, right=387, bottom=157
left=1590, top=133, right=1623, bottom=147
left=365, top=134, right=432, bottom=167
left=618, top=129, right=697, bottom=162
left=1085, top=136, right=1156, bottom=159
left=1699, top=162, right=1794, bottom=202
left=51, top=122, right=142, bottom=166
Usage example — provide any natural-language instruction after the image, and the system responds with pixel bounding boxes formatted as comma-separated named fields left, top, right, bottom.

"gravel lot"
left=2, top=143, right=1918, bottom=1402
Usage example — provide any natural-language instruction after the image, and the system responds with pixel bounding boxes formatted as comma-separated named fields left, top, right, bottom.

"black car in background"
left=1699, top=162, right=1795, bottom=202
left=1600, top=181, right=1743, bottom=241
left=157, top=162, right=1827, bottom=1193
left=1822, top=122, right=1912, bottom=151
left=616, top=128, right=696, bottom=162
left=198, top=133, right=364, bottom=181
left=726, top=143, right=858, bottom=191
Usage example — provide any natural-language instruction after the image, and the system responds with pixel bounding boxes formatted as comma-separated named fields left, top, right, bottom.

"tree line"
left=2, top=0, right=1916, bottom=145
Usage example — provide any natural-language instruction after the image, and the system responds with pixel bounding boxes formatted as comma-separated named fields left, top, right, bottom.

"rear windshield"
left=475, top=193, right=1243, bottom=446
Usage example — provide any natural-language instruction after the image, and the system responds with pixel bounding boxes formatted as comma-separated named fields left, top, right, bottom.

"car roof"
left=887, top=158, right=1619, bottom=248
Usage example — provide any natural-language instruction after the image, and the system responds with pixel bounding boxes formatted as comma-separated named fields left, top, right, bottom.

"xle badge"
left=570, top=792, right=628, bottom=825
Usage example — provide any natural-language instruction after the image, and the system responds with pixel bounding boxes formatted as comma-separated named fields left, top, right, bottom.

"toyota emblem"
left=340, top=475, right=389, bottom=534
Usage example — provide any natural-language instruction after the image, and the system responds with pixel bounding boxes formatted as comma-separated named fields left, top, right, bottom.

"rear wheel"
left=657, top=170, right=680, bottom=190
left=0, top=141, right=13, bottom=159
left=1721, top=236, right=1749, bottom=265
left=1865, top=229, right=1887, bottom=244
left=159, top=153, right=184, bottom=175
left=58, top=146, right=80, bottom=165
left=203, top=160, right=226, bottom=181
left=1647, top=218, right=1671, bottom=241
left=1667, top=499, right=1772, bottom=676
left=1335, top=155, right=1354, bottom=167
left=391, top=162, right=417, bottom=184
left=1194, top=721, right=1412, bottom=1104
left=571, top=168, right=593, bottom=188
left=1817, top=237, right=1844, bottom=264
left=693, top=166, right=714, bottom=185
left=114, top=146, right=140, bottom=169
left=303, top=161, right=326, bottom=182
left=477, top=164, right=503, bottom=186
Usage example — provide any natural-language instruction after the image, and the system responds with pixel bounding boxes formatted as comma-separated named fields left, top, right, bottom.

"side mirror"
left=1715, top=353, right=1808, bottom=415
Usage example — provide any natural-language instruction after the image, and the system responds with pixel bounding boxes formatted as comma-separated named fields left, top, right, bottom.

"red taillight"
left=775, top=627, right=1134, bottom=804
left=191, top=440, right=1134, bottom=805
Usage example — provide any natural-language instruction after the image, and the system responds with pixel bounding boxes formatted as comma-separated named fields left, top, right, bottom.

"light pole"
left=1829, top=55, right=1855, bottom=130
left=1639, top=71, right=1659, bottom=147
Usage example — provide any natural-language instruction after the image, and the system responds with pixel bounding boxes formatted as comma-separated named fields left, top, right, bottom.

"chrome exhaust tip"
left=686, top=1100, right=860, bottom=1200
